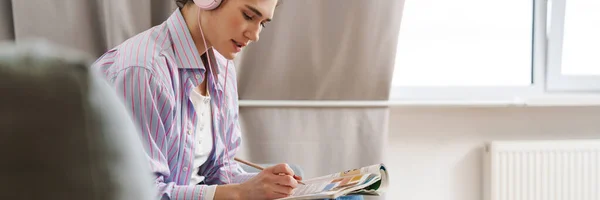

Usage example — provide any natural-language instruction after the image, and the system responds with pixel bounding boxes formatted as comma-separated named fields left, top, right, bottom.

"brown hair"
left=175, top=0, right=191, bottom=9
left=175, top=0, right=281, bottom=9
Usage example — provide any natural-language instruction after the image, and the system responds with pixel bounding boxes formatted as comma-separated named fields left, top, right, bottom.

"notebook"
left=278, top=163, right=388, bottom=200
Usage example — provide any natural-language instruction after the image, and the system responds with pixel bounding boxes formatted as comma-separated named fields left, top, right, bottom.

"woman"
left=93, top=0, right=297, bottom=199
left=92, top=0, right=362, bottom=199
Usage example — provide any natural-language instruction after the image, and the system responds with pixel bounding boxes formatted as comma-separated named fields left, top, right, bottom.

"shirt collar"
left=166, top=9, right=205, bottom=70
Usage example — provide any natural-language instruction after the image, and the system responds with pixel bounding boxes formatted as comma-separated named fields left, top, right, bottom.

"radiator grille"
left=485, top=140, right=600, bottom=200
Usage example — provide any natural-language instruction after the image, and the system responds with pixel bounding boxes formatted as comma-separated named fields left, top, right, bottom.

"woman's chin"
left=213, top=47, right=237, bottom=60
left=222, top=52, right=236, bottom=60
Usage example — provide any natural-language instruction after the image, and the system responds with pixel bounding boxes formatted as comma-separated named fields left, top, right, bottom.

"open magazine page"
left=279, top=164, right=386, bottom=199
left=347, top=165, right=388, bottom=196
left=305, top=164, right=383, bottom=181
left=344, top=164, right=388, bottom=195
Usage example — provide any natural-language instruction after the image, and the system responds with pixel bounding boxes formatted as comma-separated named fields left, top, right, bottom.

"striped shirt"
left=91, top=9, right=256, bottom=200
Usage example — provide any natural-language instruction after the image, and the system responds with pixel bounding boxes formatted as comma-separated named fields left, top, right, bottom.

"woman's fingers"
left=293, top=175, right=303, bottom=181
left=274, top=174, right=298, bottom=188
left=270, top=163, right=295, bottom=176
left=272, top=183, right=295, bottom=196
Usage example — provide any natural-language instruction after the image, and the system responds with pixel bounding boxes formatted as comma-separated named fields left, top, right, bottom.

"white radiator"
left=484, top=140, right=600, bottom=200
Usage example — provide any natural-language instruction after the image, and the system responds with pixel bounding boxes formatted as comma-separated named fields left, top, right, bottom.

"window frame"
left=545, top=0, right=600, bottom=92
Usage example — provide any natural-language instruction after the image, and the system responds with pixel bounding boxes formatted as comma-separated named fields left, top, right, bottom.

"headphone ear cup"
left=193, top=0, right=222, bottom=10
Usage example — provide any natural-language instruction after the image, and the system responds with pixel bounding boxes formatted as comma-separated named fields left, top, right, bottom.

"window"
left=390, top=0, right=600, bottom=101
left=546, top=0, right=600, bottom=91
left=393, top=0, right=533, bottom=87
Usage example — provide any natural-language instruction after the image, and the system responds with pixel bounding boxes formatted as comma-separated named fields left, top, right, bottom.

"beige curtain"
left=236, top=0, right=404, bottom=100
left=2, top=0, right=177, bottom=57
left=235, top=2, right=405, bottom=199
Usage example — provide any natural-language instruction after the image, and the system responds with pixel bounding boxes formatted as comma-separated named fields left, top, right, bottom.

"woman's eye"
left=242, top=12, right=252, bottom=20
left=242, top=11, right=265, bottom=28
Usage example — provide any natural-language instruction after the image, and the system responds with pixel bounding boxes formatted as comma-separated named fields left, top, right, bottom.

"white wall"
left=385, top=106, right=600, bottom=200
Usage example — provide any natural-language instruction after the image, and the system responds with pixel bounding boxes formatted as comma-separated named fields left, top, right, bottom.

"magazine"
left=278, top=163, right=388, bottom=200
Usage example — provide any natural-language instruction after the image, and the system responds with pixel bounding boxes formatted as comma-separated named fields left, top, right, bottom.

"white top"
left=189, top=86, right=216, bottom=199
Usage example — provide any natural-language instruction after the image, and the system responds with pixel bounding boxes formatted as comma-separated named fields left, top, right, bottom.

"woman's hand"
left=238, top=163, right=300, bottom=199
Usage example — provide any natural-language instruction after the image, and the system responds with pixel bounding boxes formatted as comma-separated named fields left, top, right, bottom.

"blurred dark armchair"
left=0, top=40, right=155, bottom=200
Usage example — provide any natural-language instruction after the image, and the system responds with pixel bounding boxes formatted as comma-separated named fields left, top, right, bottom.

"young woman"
left=92, top=0, right=362, bottom=199
left=92, top=0, right=300, bottom=199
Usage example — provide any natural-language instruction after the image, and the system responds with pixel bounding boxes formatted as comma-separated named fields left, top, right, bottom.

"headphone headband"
left=193, top=0, right=222, bottom=10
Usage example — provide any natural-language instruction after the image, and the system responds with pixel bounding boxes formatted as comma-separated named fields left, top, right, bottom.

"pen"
left=234, top=157, right=306, bottom=185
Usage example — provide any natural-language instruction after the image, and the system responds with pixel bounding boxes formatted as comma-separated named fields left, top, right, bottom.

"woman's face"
left=202, top=0, right=278, bottom=60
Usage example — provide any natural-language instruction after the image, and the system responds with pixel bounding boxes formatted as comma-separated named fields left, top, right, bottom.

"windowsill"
left=238, top=95, right=600, bottom=108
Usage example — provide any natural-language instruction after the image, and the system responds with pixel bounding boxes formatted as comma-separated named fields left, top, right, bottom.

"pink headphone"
left=193, top=0, right=222, bottom=10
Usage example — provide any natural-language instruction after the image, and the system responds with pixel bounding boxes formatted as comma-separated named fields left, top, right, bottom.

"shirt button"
left=195, top=74, right=202, bottom=80
left=183, top=167, right=188, bottom=171
left=187, top=130, right=192, bottom=135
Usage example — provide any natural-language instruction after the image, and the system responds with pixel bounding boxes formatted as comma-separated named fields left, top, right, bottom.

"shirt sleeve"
left=104, top=66, right=215, bottom=200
